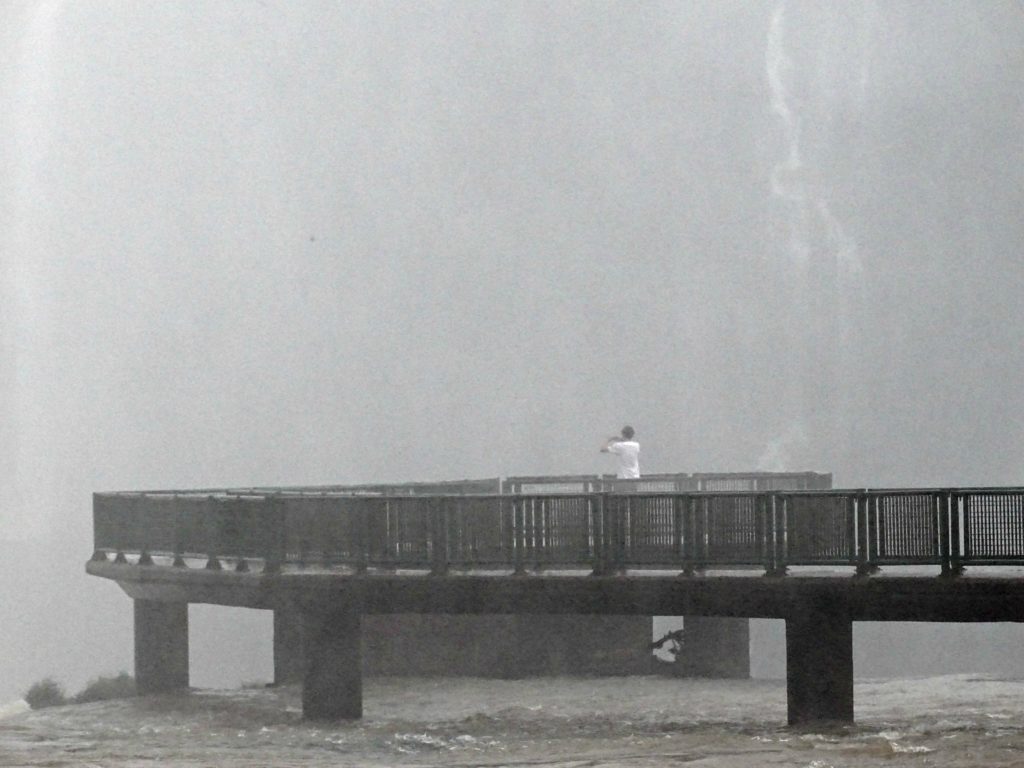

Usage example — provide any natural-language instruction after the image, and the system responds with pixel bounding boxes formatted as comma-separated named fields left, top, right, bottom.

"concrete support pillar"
left=785, top=604, right=853, bottom=725
left=493, top=615, right=554, bottom=678
left=134, top=600, right=189, bottom=694
left=683, top=617, right=750, bottom=678
left=302, top=606, right=362, bottom=720
left=273, top=604, right=307, bottom=685
left=362, top=614, right=651, bottom=677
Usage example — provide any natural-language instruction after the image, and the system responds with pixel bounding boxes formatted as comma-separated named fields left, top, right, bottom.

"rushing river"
left=2, top=674, right=1023, bottom=767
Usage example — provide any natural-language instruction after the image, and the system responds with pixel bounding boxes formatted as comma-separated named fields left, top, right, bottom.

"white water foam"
left=0, top=699, right=30, bottom=720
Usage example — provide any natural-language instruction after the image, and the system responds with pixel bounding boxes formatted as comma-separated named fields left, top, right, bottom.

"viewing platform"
left=86, top=472, right=1024, bottom=726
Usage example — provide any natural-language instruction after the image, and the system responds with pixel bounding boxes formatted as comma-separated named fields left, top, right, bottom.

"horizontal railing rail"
left=93, top=486, right=1024, bottom=577
left=103, top=472, right=832, bottom=498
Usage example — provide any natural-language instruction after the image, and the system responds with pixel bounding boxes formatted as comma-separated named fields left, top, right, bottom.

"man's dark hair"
left=621, top=425, right=635, bottom=440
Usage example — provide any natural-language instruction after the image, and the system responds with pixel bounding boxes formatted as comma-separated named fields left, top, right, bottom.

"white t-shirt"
left=607, top=440, right=640, bottom=479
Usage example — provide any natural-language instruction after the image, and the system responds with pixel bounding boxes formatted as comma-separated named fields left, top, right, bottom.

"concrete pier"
left=785, top=602, right=853, bottom=725
left=134, top=600, right=189, bottom=693
left=683, top=617, right=750, bottom=678
left=273, top=604, right=306, bottom=685
left=301, top=605, right=363, bottom=720
left=361, top=614, right=651, bottom=677
left=94, top=562, right=1024, bottom=725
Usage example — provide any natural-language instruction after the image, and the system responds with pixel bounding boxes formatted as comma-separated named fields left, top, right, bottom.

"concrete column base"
left=682, top=617, right=750, bottom=678
left=302, top=606, right=362, bottom=720
left=134, top=600, right=189, bottom=694
left=361, top=614, right=652, bottom=676
left=786, top=605, right=853, bottom=725
left=273, top=604, right=306, bottom=685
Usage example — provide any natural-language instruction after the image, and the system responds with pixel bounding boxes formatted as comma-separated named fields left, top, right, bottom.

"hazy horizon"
left=2, top=0, right=1023, bottom=704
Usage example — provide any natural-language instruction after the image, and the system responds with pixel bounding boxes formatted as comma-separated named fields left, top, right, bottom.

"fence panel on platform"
left=93, top=493, right=146, bottom=557
left=94, top=478, right=1024, bottom=576
left=132, top=495, right=180, bottom=558
left=168, top=496, right=211, bottom=561
left=445, top=496, right=512, bottom=569
left=277, top=494, right=365, bottom=568
left=611, top=494, right=682, bottom=568
left=94, top=492, right=311, bottom=568
left=781, top=492, right=857, bottom=567
left=695, top=475, right=760, bottom=492
left=380, top=478, right=502, bottom=496
left=504, top=476, right=602, bottom=495
left=381, top=497, right=433, bottom=569
left=757, top=472, right=833, bottom=491
left=604, top=474, right=698, bottom=493
left=280, top=494, right=326, bottom=566
left=519, top=495, right=594, bottom=569
left=962, top=489, right=1024, bottom=566
left=319, top=496, right=365, bottom=567
left=868, top=491, right=944, bottom=565
left=697, top=493, right=770, bottom=568
left=207, top=496, right=276, bottom=569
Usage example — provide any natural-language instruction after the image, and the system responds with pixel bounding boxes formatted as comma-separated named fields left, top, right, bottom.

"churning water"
left=2, top=674, right=1024, bottom=767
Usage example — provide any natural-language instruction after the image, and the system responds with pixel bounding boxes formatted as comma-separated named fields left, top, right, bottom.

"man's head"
left=621, top=425, right=635, bottom=440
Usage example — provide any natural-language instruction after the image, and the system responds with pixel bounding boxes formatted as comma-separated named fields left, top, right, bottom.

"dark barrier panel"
left=445, top=496, right=513, bottom=570
left=504, top=476, right=602, bottom=495
left=868, top=491, right=944, bottom=566
left=385, top=497, right=434, bottom=568
left=517, top=495, right=596, bottom=572
left=173, top=496, right=220, bottom=562
left=961, top=489, right=1024, bottom=566
left=781, top=492, right=858, bottom=568
left=606, top=476, right=698, bottom=493
left=281, top=494, right=336, bottom=566
left=93, top=493, right=141, bottom=559
left=698, top=494, right=770, bottom=569
left=94, top=483, right=1024, bottom=576
left=239, top=478, right=503, bottom=497
left=693, top=472, right=831, bottom=492
left=615, top=494, right=681, bottom=568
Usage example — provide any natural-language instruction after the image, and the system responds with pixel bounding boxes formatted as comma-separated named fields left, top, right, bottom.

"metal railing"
left=92, top=485, right=1024, bottom=576
left=502, top=471, right=832, bottom=494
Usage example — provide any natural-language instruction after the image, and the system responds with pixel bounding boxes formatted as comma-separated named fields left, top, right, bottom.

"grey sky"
left=2, top=0, right=1023, bottom=698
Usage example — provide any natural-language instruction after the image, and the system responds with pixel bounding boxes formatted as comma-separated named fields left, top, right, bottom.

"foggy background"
left=2, top=1, right=1022, bottom=702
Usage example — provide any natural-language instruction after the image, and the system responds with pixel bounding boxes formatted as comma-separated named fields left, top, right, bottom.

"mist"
left=2, top=1, right=1023, bottom=701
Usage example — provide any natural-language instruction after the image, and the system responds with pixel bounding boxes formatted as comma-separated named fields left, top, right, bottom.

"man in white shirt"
left=601, top=425, right=640, bottom=479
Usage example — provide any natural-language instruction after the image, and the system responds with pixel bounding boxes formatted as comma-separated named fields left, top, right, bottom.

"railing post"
left=938, top=490, right=952, bottom=577
left=939, top=489, right=963, bottom=578
left=230, top=500, right=250, bottom=572
left=592, top=492, right=610, bottom=576
left=500, top=495, right=513, bottom=571
left=950, top=490, right=964, bottom=576
left=770, top=494, right=787, bottom=576
left=760, top=493, right=773, bottom=575
left=133, top=492, right=153, bottom=565
left=316, top=494, right=332, bottom=570
left=875, top=492, right=887, bottom=564
left=855, top=491, right=872, bottom=576
left=356, top=498, right=369, bottom=574
left=534, top=497, right=546, bottom=572
left=90, top=493, right=108, bottom=562
left=263, top=494, right=285, bottom=574
left=513, top=497, right=527, bottom=576
left=113, top=496, right=134, bottom=564
left=610, top=493, right=626, bottom=575
left=171, top=494, right=187, bottom=567
left=691, top=495, right=707, bottom=573
left=204, top=495, right=222, bottom=571
left=431, top=497, right=449, bottom=576
left=675, top=494, right=691, bottom=577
